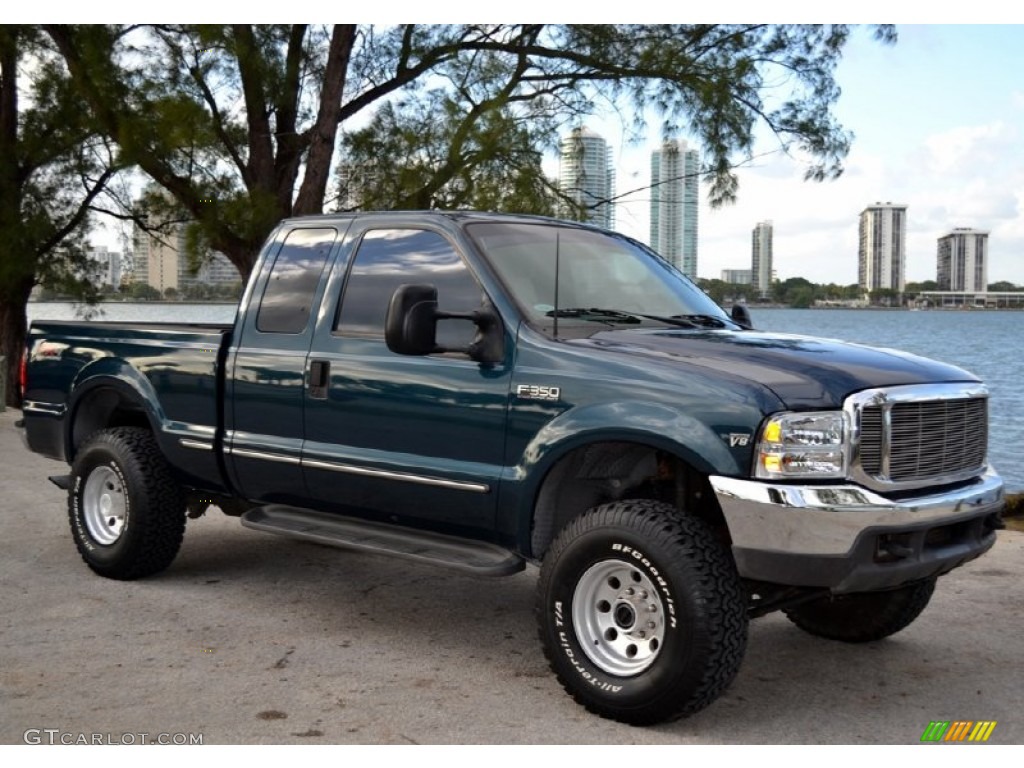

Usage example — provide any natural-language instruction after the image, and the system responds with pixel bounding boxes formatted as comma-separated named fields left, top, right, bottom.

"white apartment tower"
left=86, top=246, right=123, bottom=289
left=721, top=269, right=752, bottom=284
left=937, top=228, right=989, bottom=292
left=131, top=192, right=240, bottom=292
left=858, top=202, right=907, bottom=293
left=558, top=127, right=615, bottom=229
left=751, top=220, right=773, bottom=299
left=650, top=139, right=699, bottom=278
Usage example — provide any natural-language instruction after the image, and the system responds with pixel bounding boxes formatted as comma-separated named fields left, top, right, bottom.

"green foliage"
left=904, top=280, right=938, bottom=298
left=987, top=281, right=1022, bottom=292
left=1004, top=493, right=1024, bottom=519
left=126, top=282, right=161, bottom=300
left=773, top=277, right=813, bottom=305
left=49, top=24, right=891, bottom=279
left=868, top=288, right=898, bottom=306
left=0, top=25, right=117, bottom=405
left=696, top=278, right=753, bottom=306
left=338, top=97, right=558, bottom=214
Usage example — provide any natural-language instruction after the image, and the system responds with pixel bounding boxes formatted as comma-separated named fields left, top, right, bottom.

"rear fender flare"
left=66, top=360, right=166, bottom=460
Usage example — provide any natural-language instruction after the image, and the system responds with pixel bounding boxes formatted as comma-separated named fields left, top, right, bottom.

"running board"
left=240, top=506, right=525, bottom=577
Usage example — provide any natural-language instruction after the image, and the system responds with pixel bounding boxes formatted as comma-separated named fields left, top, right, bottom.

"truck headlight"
left=755, top=411, right=847, bottom=480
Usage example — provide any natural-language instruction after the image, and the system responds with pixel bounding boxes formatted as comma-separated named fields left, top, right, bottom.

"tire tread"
left=69, top=427, right=186, bottom=580
left=783, top=578, right=936, bottom=643
left=537, top=499, right=748, bottom=725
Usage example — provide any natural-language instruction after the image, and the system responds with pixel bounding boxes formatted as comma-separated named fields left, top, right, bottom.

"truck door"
left=303, top=222, right=511, bottom=535
left=225, top=226, right=341, bottom=504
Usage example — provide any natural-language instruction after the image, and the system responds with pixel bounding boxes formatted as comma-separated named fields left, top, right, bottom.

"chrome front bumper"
left=709, top=468, right=1004, bottom=592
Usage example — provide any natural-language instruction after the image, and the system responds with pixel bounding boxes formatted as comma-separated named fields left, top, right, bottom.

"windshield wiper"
left=546, top=307, right=698, bottom=328
left=670, top=314, right=729, bottom=328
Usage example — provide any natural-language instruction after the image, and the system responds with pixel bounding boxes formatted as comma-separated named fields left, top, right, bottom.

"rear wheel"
left=537, top=499, right=748, bottom=725
left=784, top=578, right=936, bottom=643
left=69, top=427, right=186, bottom=580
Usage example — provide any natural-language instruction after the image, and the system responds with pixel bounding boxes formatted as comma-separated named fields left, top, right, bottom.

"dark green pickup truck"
left=19, top=211, right=1005, bottom=724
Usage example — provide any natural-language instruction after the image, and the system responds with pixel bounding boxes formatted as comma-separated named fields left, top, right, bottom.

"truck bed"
left=23, top=320, right=234, bottom=493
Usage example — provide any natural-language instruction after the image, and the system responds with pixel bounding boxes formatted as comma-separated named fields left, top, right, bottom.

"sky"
left=577, top=24, right=1024, bottom=285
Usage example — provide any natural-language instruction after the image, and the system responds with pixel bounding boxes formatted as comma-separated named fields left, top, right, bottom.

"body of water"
left=27, top=302, right=1023, bottom=491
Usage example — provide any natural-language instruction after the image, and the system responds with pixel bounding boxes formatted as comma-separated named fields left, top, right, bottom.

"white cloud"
left=919, top=121, right=1018, bottom=176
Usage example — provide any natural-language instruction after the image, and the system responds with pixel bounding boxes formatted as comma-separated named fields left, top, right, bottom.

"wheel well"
left=529, top=441, right=729, bottom=560
left=70, top=387, right=152, bottom=459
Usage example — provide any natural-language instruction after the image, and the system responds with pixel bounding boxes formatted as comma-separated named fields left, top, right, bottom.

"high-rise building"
left=131, top=189, right=240, bottom=292
left=858, top=202, right=907, bottom=293
left=132, top=224, right=180, bottom=292
left=558, top=127, right=614, bottom=229
left=721, top=269, right=752, bottom=284
left=937, top=228, right=989, bottom=292
left=751, top=221, right=773, bottom=299
left=85, top=246, right=123, bottom=289
left=649, top=139, right=699, bottom=278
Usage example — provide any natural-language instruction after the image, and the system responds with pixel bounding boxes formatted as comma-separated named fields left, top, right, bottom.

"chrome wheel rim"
left=572, top=559, right=666, bottom=676
left=82, top=466, right=127, bottom=546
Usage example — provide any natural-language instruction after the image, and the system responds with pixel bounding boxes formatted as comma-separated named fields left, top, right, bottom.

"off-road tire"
left=68, top=427, right=187, bottom=580
left=536, top=499, right=748, bottom=725
left=783, top=578, right=937, bottom=643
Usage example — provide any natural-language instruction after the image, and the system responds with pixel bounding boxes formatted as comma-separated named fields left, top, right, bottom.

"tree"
left=905, top=279, right=938, bottom=297
left=773, top=276, right=815, bottom=305
left=126, top=282, right=161, bottom=301
left=697, top=278, right=751, bottom=306
left=0, top=26, right=116, bottom=406
left=987, top=281, right=1020, bottom=292
left=48, top=24, right=894, bottom=281
left=868, top=288, right=898, bottom=306
left=338, top=97, right=558, bottom=214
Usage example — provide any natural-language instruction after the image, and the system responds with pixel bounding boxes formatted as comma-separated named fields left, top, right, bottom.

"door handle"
left=309, top=359, right=330, bottom=400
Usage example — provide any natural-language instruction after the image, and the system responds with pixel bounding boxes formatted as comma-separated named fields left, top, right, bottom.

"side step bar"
left=241, top=505, right=525, bottom=577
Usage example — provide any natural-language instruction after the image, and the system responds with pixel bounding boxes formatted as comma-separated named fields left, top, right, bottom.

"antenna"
left=553, top=230, right=560, bottom=339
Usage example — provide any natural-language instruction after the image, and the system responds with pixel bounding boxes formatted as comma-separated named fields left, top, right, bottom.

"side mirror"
left=385, top=284, right=439, bottom=356
left=731, top=303, right=753, bottom=329
left=385, top=284, right=505, bottom=363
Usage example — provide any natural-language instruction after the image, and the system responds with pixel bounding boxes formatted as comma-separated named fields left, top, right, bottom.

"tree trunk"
left=1, top=278, right=34, bottom=408
left=293, top=24, right=356, bottom=215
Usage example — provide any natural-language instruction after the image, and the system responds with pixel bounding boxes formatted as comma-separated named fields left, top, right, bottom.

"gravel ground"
left=1, top=409, right=1021, bottom=745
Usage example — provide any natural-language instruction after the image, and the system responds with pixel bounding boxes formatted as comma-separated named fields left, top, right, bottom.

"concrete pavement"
left=1, top=409, right=1021, bottom=744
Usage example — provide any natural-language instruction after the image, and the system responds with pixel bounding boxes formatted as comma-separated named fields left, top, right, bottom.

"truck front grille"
left=848, top=384, right=989, bottom=491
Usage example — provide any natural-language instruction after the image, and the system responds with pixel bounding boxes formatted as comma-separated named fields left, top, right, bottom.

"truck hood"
left=574, top=329, right=979, bottom=409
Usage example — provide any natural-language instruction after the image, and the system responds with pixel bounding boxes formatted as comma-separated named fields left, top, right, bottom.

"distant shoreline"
left=27, top=299, right=1024, bottom=312
left=28, top=299, right=238, bottom=306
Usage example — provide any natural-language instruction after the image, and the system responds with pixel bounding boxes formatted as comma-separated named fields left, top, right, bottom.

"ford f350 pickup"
left=19, top=211, right=1005, bottom=724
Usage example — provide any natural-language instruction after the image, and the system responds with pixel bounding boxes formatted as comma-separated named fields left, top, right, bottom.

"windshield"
left=465, top=222, right=734, bottom=335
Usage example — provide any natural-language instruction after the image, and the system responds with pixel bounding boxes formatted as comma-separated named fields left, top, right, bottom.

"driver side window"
left=334, top=228, right=485, bottom=349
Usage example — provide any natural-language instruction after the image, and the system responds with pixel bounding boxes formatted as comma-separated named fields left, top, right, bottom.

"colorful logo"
left=920, top=721, right=997, bottom=742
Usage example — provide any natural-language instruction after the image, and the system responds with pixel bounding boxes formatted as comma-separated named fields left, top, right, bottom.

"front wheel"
left=783, top=578, right=937, bottom=643
left=536, top=500, right=748, bottom=725
left=69, top=427, right=187, bottom=580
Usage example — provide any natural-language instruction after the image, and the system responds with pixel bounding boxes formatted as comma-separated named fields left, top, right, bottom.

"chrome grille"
left=848, top=384, right=989, bottom=491
left=860, top=407, right=883, bottom=475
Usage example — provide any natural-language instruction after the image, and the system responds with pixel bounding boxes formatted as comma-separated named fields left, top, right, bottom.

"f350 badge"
left=516, top=384, right=561, bottom=402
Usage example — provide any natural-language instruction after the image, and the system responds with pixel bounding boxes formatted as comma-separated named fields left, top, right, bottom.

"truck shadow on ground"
left=157, top=517, right=999, bottom=740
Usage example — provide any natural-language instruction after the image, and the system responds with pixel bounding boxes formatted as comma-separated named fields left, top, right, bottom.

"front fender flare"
left=506, top=401, right=749, bottom=552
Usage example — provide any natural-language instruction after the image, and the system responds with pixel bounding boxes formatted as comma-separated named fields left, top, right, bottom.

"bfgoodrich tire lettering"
left=537, top=499, right=748, bottom=725
left=69, top=427, right=186, bottom=580
left=784, top=578, right=937, bottom=643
